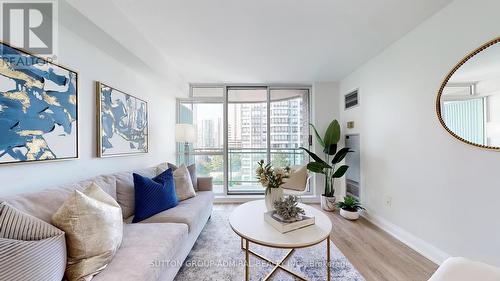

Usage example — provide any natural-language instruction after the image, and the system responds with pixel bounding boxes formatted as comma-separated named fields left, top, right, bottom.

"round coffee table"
left=229, top=200, right=333, bottom=281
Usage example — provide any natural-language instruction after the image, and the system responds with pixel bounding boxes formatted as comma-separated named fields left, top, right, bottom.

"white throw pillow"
left=282, top=165, right=308, bottom=191
left=173, top=164, right=196, bottom=201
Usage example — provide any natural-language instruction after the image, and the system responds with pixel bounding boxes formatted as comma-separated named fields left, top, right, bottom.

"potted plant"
left=336, top=196, right=365, bottom=220
left=256, top=160, right=290, bottom=211
left=300, top=119, right=352, bottom=211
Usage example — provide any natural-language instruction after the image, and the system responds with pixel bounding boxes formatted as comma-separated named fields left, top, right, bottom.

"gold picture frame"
left=0, top=41, right=79, bottom=165
left=96, top=81, right=148, bottom=158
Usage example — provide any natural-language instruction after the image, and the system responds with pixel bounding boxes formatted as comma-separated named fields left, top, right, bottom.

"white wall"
left=312, top=82, right=342, bottom=197
left=339, top=0, right=500, bottom=265
left=0, top=7, right=186, bottom=197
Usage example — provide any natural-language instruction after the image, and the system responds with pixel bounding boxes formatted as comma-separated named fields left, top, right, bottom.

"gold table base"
left=240, top=237, right=331, bottom=281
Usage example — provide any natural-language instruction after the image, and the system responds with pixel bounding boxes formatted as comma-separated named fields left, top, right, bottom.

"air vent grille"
left=345, top=90, right=359, bottom=109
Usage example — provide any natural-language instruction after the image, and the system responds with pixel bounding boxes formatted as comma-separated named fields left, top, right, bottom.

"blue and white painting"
left=98, top=82, right=148, bottom=157
left=0, top=42, right=78, bottom=164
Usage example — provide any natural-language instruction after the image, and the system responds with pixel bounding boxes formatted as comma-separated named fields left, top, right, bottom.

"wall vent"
left=345, top=90, right=359, bottom=110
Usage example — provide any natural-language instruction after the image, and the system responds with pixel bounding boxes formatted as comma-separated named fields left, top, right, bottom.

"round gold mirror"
left=437, top=37, right=500, bottom=150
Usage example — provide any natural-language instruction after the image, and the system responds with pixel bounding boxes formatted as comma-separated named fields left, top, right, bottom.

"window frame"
left=177, top=83, right=313, bottom=196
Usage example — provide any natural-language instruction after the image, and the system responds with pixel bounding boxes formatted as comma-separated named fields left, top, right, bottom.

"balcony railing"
left=177, top=147, right=308, bottom=194
left=227, top=147, right=305, bottom=194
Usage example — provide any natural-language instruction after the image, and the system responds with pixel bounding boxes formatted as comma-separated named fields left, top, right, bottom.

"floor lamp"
left=175, top=124, right=197, bottom=165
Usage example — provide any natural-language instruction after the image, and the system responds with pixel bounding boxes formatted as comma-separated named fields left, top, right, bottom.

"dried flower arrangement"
left=255, top=159, right=290, bottom=194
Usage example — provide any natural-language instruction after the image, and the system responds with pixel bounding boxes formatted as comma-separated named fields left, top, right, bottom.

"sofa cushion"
left=115, top=167, right=158, bottom=219
left=127, top=191, right=213, bottom=232
left=91, top=223, right=188, bottom=281
left=52, top=183, right=123, bottom=281
left=0, top=174, right=116, bottom=223
left=0, top=202, right=66, bottom=281
left=172, top=165, right=196, bottom=201
left=162, top=162, right=198, bottom=191
left=132, top=170, right=178, bottom=223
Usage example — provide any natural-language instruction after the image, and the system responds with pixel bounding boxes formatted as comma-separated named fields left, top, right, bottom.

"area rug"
left=174, top=207, right=365, bottom=281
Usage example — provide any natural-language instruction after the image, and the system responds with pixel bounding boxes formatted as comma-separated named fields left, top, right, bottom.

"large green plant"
left=300, top=120, right=352, bottom=197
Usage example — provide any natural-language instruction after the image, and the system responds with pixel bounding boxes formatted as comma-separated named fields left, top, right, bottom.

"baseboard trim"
left=362, top=212, right=450, bottom=265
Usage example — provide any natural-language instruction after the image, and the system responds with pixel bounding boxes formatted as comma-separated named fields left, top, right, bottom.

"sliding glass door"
left=227, top=87, right=268, bottom=193
left=269, top=89, right=309, bottom=168
left=177, top=85, right=310, bottom=195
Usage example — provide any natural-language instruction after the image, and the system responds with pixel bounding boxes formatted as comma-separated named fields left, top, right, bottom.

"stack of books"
left=264, top=211, right=315, bottom=233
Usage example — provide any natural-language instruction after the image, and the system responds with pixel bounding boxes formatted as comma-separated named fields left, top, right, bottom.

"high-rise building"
left=231, top=98, right=306, bottom=187
left=199, top=117, right=223, bottom=149
left=200, top=119, right=214, bottom=148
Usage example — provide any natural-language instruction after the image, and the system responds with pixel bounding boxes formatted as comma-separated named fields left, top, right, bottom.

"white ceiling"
left=66, top=0, right=452, bottom=84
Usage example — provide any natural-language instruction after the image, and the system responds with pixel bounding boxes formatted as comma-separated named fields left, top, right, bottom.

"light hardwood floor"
left=216, top=203, right=438, bottom=281
left=309, top=204, right=438, bottom=281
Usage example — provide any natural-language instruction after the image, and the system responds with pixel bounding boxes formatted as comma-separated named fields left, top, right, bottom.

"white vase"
left=340, top=208, right=360, bottom=220
left=265, top=187, right=284, bottom=211
left=320, top=195, right=336, bottom=212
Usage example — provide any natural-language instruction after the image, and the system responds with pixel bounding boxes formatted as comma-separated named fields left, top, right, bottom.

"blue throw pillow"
left=152, top=169, right=172, bottom=185
left=132, top=169, right=178, bottom=223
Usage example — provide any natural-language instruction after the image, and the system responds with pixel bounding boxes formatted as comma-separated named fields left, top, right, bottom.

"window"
left=177, top=101, right=224, bottom=194
left=177, top=85, right=311, bottom=195
left=191, top=87, right=224, bottom=98
left=442, top=98, right=485, bottom=145
left=227, top=88, right=267, bottom=192
left=269, top=89, right=309, bottom=173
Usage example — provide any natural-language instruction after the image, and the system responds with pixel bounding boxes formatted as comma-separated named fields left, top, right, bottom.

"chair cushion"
left=0, top=174, right=116, bottom=223
left=115, top=167, right=158, bottom=219
left=132, top=169, right=178, bottom=223
left=91, top=223, right=188, bottom=281
left=127, top=191, right=213, bottom=232
left=282, top=165, right=308, bottom=191
left=0, top=202, right=66, bottom=281
left=428, top=257, right=500, bottom=281
left=52, top=183, right=123, bottom=281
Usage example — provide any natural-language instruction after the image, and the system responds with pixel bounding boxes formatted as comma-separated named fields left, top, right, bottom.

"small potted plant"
left=336, top=196, right=365, bottom=220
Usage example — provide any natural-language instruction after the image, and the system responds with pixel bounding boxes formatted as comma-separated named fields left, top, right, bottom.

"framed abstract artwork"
left=96, top=81, right=148, bottom=157
left=0, top=42, right=78, bottom=164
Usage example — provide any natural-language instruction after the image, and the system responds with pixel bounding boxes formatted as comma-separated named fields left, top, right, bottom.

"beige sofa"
left=0, top=165, right=214, bottom=281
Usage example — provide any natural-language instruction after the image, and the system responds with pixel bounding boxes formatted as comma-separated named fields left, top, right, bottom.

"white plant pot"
left=320, top=195, right=336, bottom=212
left=340, top=208, right=360, bottom=220
left=265, top=187, right=284, bottom=211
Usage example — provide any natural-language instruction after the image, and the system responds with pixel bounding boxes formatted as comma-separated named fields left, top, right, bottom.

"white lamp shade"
left=175, top=124, right=197, bottom=143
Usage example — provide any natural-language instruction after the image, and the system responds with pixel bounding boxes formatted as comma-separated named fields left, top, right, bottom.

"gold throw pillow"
left=52, top=183, right=123, bottom=281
